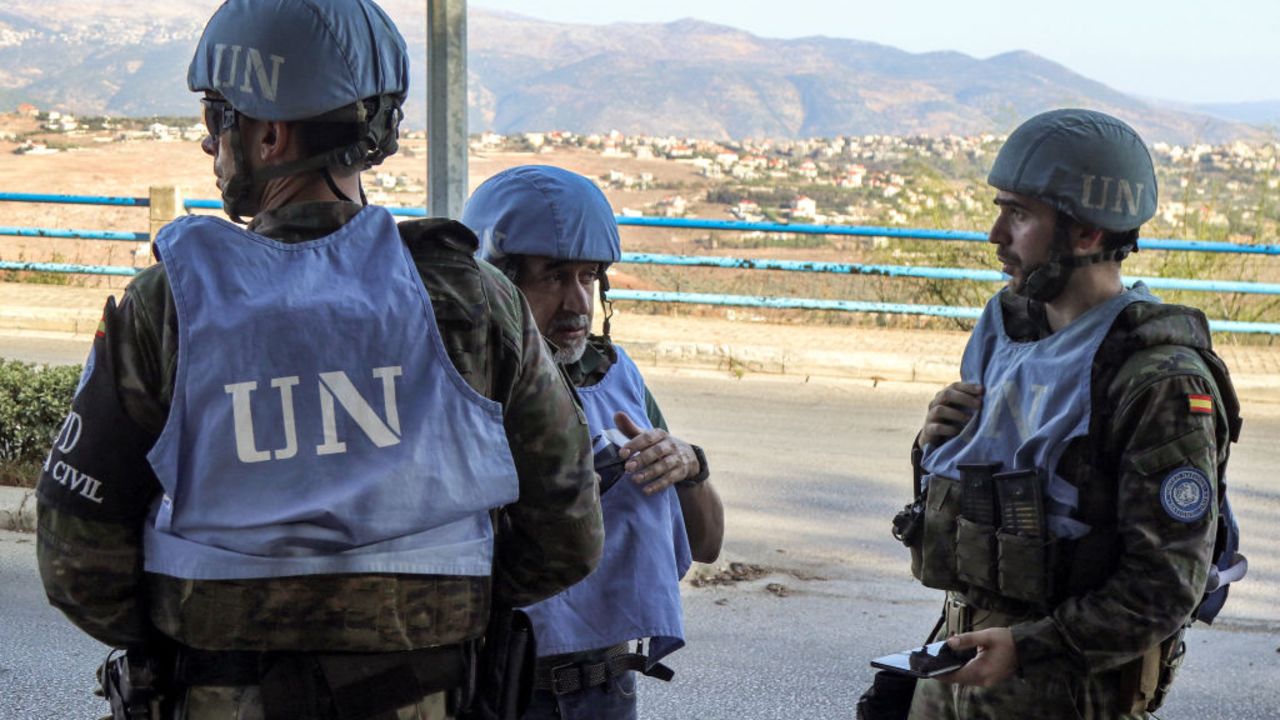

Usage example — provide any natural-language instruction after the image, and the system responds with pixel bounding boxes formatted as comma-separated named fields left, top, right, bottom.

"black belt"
left=174, top=644, right=467, bottom=720
left=533, top=643, right=674, bottom=696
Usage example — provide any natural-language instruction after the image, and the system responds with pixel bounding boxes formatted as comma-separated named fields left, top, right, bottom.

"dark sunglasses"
left=200, top=97, right=237, bottom=140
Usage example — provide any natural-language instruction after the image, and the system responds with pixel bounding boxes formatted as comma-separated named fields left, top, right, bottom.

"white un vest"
left=522, top=345, right=692, bottom=664
left=144, top=207, right=518, bottom=580
left=921, top=285, right=1156, bottom=539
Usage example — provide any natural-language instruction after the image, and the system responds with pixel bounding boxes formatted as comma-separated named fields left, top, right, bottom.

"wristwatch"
left=677, top=445, right=709, bottom=489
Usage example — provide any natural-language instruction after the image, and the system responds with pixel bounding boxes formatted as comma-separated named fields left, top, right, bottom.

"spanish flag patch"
left=1188, top=394, right=1213, bottom=415
left=95, top=315, right=106, bottom=338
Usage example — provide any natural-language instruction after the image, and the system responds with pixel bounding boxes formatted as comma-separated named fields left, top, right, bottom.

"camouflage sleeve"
left=483, top=268, right=604, bottom=608
left=1012, top=363, right=1220, bottom=678
left=643, top=385, right=667, bottom=431
left=35, top=282, right=167, bottom=648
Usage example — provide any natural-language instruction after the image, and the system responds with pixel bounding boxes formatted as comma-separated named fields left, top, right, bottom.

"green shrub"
left=0, top=360, right=81, bottom=487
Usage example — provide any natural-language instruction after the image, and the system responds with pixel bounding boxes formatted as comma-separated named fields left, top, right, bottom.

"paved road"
left=3, top=338, right=1279, bottom=718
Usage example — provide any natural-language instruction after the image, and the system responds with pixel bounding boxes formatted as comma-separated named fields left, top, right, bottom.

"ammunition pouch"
left=173, top=644, right=465, bottom=720
left=914, top=475, right=963, bottom=591
left=911, top=468, right=1056, bottom=606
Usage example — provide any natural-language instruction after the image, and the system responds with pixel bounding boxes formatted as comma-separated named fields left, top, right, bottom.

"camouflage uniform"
left=560, top=336, right=664, bottom=427
left=36, top=202, right=604, bottom=717
left=907, top=292, right=1239, bottom=720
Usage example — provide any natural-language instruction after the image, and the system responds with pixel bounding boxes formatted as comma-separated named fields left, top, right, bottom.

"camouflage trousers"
left=908, top=675, right=1148, bottom=720
left=171, top=685, right=452, bottom=720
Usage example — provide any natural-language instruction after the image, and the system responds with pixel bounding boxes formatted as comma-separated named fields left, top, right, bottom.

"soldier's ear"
left=256, top=120, right=293, bottom=163
left=1072, top=225, right=1105, bottom=254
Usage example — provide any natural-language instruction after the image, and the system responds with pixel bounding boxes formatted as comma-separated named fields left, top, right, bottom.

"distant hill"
left=0, top=1, right=1267, bottom=143
left=1194, top=100, right=1280, bottom=129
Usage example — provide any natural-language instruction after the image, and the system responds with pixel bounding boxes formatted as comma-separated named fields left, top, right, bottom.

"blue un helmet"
left=988, top=108, right=1158, bottom=301
left=463, top=165, right=622, bottom=334
left=188, top=0, right=409, bottom=218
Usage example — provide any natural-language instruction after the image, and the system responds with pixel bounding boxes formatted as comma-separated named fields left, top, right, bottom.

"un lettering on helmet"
left=188, top=0, right=409, bottom=122
left=987, top=108, right=1158, bottom=233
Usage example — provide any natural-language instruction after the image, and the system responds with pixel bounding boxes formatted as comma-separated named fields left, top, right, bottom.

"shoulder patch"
left=1188, top=393, right=1213, bottom=414
left=1160, top=467, right=1212, bottom=523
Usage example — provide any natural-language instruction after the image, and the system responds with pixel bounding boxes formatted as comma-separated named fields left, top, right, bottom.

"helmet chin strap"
left=219, top=124, right=257, bottom=224
left=222, top=136, right=369, bottom=221
left=321, top=166, right=360, bottom=204
left=599, top=267, right=613, bottom=338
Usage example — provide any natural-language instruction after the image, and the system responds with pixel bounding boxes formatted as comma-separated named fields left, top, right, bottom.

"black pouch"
left=98, top=648, right=171, bottom=720
left=459, top=608, right=536, bottom=720
left=895, top=499, right=926, bottom=580
left=917, top=475, right=963, bottom=590
left=855, top=613, right=945, bottom=720
left=855, top=670, right=917, bottom=720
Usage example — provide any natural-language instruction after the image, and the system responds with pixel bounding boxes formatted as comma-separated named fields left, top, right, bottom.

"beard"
left=549, top=313, right=589, bottom=364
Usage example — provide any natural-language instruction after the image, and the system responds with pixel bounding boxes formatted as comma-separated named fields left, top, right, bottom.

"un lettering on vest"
left=961, top=378, right=1050, bottom=445
left=210, top=44, right=285, bottom=102
left=42, top=411, right=106, bottom=504
left=224, top=366, right=404, bottom=464
left=1080, top=175, right=1144, bottom=217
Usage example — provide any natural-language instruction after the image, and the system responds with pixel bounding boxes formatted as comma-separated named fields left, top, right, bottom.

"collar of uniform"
left=561, top=335, right=617, bottom=388
left=246, top=201, right=365, bottom=243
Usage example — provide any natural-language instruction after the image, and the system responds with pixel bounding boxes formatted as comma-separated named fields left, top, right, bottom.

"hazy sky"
left=473, top=0, right=1280, bottom=105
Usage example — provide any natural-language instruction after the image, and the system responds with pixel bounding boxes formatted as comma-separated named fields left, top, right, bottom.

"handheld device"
left=869, top=641, right=977, bottom=679
left=592, top=428, right=632, bottom=494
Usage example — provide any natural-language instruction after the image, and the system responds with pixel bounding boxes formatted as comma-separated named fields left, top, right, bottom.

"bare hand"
left=615, top=411, right=699, bottom=496
left=920, top=381, right=983, bottom=448
left=936, top=628, right=1018, bottom=687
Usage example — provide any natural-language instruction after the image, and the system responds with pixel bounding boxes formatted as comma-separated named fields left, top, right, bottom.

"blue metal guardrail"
left=3, top=192, right=1279, bottom=333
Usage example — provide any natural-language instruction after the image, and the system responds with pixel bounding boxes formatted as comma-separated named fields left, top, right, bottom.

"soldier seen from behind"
left=34, top=2, right=603, bottom=718
left=889, top=109, right=1245, bottom=719
left=464, top=165, right=725, bottom=720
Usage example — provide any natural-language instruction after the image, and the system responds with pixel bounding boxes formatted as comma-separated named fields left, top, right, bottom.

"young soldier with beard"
left=902, top=109, right=1243, bottom=719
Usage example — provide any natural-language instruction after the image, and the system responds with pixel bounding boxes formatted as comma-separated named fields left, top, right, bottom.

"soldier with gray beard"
left=464, top=165, right=725, bottom=720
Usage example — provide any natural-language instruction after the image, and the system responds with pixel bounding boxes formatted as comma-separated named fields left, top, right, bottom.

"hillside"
left=0, top=1, right=1267, bottom=143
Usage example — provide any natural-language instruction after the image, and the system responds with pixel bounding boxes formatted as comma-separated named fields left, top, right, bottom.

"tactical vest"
left=923, top=285, right=1153, bottom=527
left=144, top=207, right=519, bottom=580
left=521, top=344, right=692, bottom=664
left=911, top=287, right=1243, bottom=615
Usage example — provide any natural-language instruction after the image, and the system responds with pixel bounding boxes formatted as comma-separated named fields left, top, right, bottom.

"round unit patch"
left=1160, top=467, right=1212, bottom=523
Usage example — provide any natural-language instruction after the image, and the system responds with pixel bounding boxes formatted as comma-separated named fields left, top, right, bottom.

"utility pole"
left=426, top=0, right=468, bottom=218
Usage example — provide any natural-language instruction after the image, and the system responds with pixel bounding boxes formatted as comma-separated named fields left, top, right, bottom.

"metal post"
left=148, top=185, right=183, bottom=256
left=426, top=0, right=468, bottom=219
